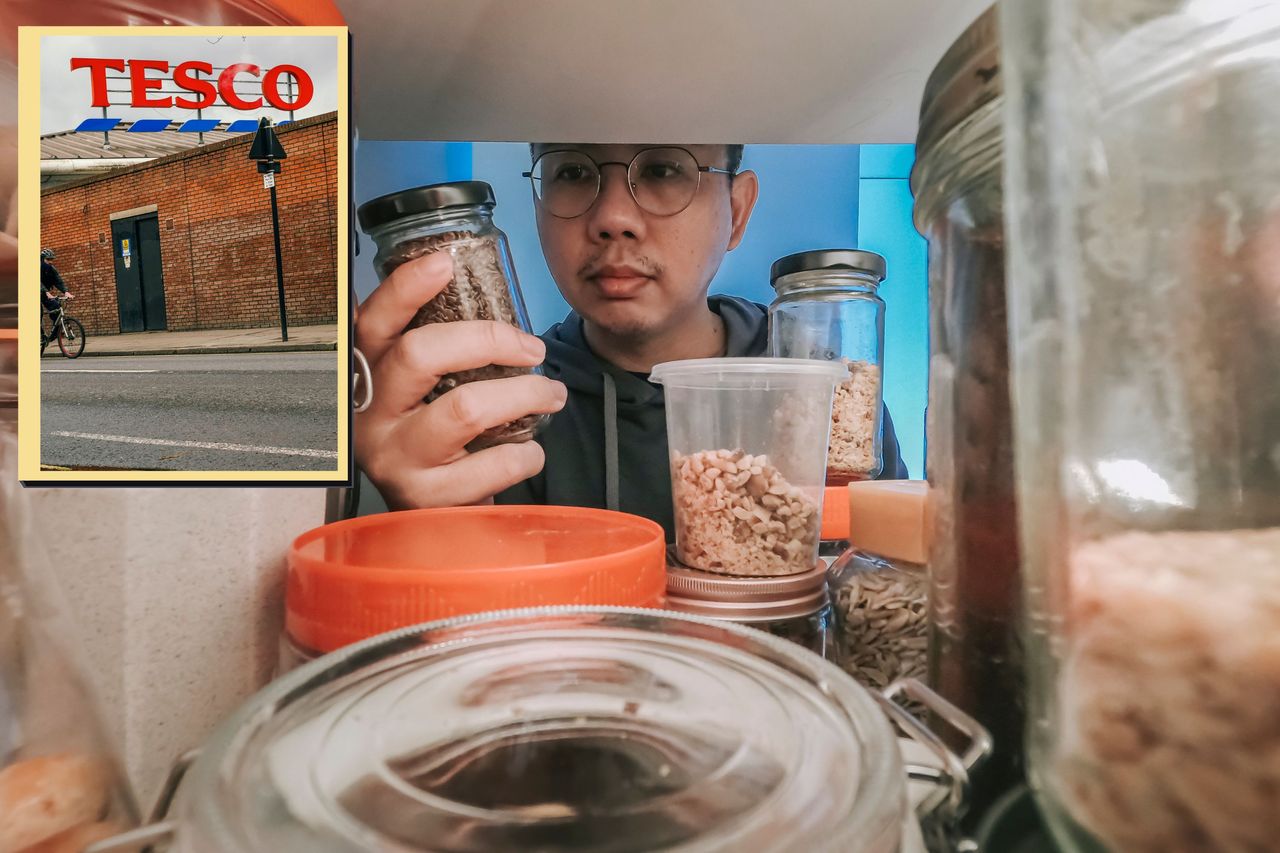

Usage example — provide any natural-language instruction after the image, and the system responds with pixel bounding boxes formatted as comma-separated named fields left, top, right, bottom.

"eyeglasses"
left=523, top=146, right=736, bottom=219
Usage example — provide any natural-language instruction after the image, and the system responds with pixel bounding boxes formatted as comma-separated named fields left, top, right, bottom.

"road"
left=41, top=352, right=340, bottom=472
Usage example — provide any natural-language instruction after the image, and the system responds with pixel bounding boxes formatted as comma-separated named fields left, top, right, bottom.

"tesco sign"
left=71, top=57, right=314, bottom=112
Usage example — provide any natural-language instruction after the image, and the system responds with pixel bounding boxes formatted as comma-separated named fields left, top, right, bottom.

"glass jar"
left=768, top=250, right=888, bottom=485
left=828, top=481, right=930, bottom=693
left=0, top=427, right=138, bottom=850
left=1002, top=2, right=1280, bottom=851
left=664, top=558, right=837, bottom=660
left=911, top=6, right=1026, bottom=822
left=356, top=181, right=548, bottom=451
left=108, top=608, right=994, bottom=853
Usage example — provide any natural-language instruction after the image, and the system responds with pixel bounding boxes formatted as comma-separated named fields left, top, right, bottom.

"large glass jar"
left=911, top=5, right=1025, bottom=822
left=768, top=250, right=888, bottom=485
left=1002, top=2, right=1280, bottom=851
left=357, top=181, right=548, bottom=451
left=114, top=608, right=987, bottom=853
left=0, top=427, right=138, bottom=850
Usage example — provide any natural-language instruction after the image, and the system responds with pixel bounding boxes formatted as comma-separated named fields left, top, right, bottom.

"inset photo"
left=18, top=26, right=349, bottom=483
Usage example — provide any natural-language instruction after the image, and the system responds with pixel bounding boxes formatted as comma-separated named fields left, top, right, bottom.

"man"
left=355, top=144, right=906, bottom=538
left=39, top=248, right=71, bottom=343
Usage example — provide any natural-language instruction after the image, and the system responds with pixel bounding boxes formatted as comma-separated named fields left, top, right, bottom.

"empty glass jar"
left=768, top=250, right=888, bottom=485
left=127, top=608, right=968, bottom=852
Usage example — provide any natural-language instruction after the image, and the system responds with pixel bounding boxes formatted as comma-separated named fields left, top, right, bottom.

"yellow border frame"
left=18, top=26, right=350, bottom=483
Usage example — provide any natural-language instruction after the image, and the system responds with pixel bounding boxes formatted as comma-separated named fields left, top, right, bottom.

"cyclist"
left=40, top=248, right=72, bottom=344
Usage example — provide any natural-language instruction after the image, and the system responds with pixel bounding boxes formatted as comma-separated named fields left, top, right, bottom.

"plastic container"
left=828, top=481, right=930, bottom=692
left=1002, top=2, right=1280, bottom=850
left=650, top=357, right=847, bottom=577
left=769, top=250, right=888, bottom=485
left=911, top=6, right=1025, bottom=821
left=664, top=559, right=837, bottom=660
left=105, top=608, right=991, bottom=853
left=0, top=427, right=138, bottom=850
left=357, top=181, right=548, bottom=450
left=282, top=505, right=667, bottom=667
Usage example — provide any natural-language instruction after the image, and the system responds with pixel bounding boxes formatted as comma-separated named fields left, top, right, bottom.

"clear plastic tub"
left=650, top=358, right=847, bottom=577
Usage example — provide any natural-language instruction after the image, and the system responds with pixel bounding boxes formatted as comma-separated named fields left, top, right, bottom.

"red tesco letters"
left=70, top=57, right=314, bottom=112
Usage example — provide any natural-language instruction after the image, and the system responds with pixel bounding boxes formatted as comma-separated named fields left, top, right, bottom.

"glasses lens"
left=630, top=148, right=700, bottom=216
left=531, top=151, right=600, bottom=218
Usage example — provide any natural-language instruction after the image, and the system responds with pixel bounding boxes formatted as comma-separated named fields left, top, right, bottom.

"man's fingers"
left=389, top=441, right=547, bottom=508
left=369, top=320, right=547, bottom=417
left=402, top=375, right=566, bottom=464
left=355, top=252, right=453, bottom=365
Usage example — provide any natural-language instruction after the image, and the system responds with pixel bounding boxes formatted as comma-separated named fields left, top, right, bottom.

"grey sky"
left=40, top=34, right=341, bottom=134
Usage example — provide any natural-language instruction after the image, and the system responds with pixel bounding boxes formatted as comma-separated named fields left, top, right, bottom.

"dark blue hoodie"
left=496, top=295, right=908, bottom=540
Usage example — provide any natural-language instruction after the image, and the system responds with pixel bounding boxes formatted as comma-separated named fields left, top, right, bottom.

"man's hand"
left=354, top=252, right=567, bottom=509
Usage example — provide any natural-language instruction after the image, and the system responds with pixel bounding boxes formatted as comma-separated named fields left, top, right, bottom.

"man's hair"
left=724, top=145, right=744, bottom=175
left=528, top=143, right=745, bottom=174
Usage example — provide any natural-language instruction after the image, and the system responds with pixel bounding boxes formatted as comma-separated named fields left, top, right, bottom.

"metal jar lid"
left=769, top=249, right=887, bottom=288
left=913, top=5, right=1000, bottom=164
left=665, top=557, right=830, bottom=622
left=356, top=180, right=497, bottom=231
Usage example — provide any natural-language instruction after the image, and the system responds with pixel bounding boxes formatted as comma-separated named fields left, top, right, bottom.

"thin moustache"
left=581, top=260, right=659, bottom=279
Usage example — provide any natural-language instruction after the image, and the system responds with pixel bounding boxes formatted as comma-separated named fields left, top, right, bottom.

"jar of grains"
left=828, top=481, right=930, bottom=692
left=768, top=249, right=887, bottom=485
left=357, top=181, right=548, bottom=451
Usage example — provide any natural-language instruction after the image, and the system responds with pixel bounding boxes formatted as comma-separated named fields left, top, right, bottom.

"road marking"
left=43, top=368, right=160, bottom=373
left=49, top=431, right=338, bottom=459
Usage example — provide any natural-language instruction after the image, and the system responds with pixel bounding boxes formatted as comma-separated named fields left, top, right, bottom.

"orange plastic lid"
left=821, top=485, right=851, bottom=541
left=286, top=505, right=667, bottom=654
left=847, top=480, right=931, bottom=565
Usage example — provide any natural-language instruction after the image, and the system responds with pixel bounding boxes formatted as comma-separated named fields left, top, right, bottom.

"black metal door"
left=136, top=216, right=167, bottom=330
left=110, top=213, right=167, bottom=332
left=110, top=218, right=144, bottom=332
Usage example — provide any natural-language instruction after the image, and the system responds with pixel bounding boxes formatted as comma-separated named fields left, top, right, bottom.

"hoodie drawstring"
left=602, top=372, right=620, bottom=512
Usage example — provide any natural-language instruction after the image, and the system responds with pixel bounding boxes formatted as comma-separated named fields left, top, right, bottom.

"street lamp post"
left=248, top=117, right=289, bottom=342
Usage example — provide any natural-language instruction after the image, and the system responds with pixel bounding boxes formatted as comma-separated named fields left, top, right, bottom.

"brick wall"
left=40, top=112, right=339, bottom=335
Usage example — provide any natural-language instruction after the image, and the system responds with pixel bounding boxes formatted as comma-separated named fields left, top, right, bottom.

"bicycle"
left=41, top=293, right=86, bottom=359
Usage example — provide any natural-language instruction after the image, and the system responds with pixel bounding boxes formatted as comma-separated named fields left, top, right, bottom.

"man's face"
left=531, top=143, right=758, bottom=343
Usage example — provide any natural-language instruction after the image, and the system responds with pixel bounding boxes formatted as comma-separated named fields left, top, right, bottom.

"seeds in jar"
left=833, top=566, right=929, bottom=689
left=379, top=230, right=541, bottom=450
left=828, top=359, right=882, bottom=484
left=673, top=449, right=820, bottom=576
left=1058, top=528, right=1280, bottom=853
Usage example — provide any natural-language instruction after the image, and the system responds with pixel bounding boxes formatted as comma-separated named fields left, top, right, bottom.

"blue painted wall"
left=353, top=141, right=927, bottom=476
left=857, top=144, right=927, bottom=477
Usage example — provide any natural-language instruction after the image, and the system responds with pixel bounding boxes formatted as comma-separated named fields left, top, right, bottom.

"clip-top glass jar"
left=104, top=608, right=993, bottom=853
left=768, top=250, right=887, bottom=485
left=357, top=181, right=548, bottom=451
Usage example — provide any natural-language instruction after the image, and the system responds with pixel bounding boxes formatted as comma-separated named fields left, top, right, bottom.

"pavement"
left=41, top=322, right=339, bottom=358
